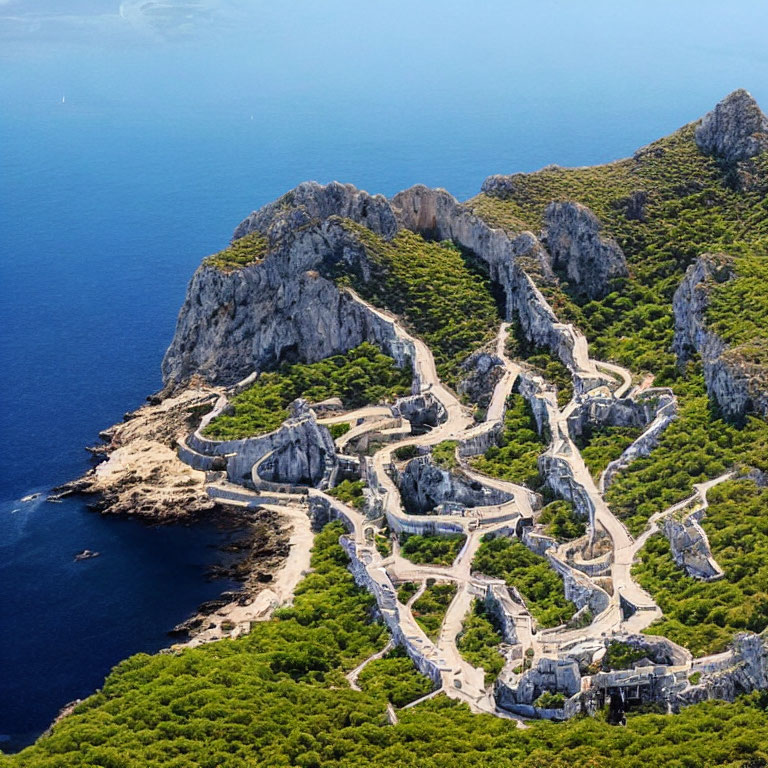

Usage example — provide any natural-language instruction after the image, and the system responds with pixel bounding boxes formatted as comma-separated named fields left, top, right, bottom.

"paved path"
left=179, top=283, right=731, bottom=716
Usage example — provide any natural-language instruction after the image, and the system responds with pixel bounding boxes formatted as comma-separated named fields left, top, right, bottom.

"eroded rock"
left=542, top=201, right=628, bottom=299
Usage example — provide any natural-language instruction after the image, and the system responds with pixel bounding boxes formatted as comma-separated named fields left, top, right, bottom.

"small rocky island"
left=19, top=90, right=768, bottom=766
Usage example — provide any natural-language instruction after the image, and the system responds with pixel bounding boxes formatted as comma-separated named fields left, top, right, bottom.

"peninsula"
left=8, top=89, right=768, bottom=767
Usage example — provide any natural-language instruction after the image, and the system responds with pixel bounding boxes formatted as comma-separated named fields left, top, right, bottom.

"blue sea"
left=2, top=0, right=768, bottom=751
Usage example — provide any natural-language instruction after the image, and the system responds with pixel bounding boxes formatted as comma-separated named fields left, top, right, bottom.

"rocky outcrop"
left=397, top=456, right=512, bottom=515
left=188, top=399, right=337, bottom=489
left=233, top=180, right=398, bottom=242
left=162, top=219, right=410, bottom=388
left=673, top=253, right=768, bottom=421
left=56, top=386, right=223, bottom=521
left=566, top=389, right=675, bottom=441
left=391, top=185, right=602, bottom=378
left=695, top=89, right=768, bottom=164
left=663, top=507, right=724, bottom=581
left=541, top=202, right=628, bottom=300
left=680, top=632, right=768, bottom=708
left=457, top=347, right=505, bottom=410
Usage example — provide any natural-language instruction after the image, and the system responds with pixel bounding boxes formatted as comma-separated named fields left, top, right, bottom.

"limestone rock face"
left=162, top=219, right=402, bottom=388
left=233, top=180, right=398, bottom=242
left=397, top=456, right=511, bottom=515
left=695, top=89, right=768, bottom=164
left=542, top=201, right=628, bottom=299
left=673, top=253, right=768, bottom=421
left=663, top=510, right=723, bottom=581
left=457, top=347, right=504, bottom=410
left=495, top=657, right=581, bottom=710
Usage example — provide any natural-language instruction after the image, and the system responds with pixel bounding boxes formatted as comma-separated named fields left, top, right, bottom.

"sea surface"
left=2, top=0, right=768, bottom=751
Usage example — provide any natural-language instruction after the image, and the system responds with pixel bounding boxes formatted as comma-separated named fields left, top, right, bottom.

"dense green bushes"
left=456, top=600, right=505, bottom=685
left=472, top=536, right=576, bottom=628
left=603, top=641, right=648, bottom=671
left=470, top=126, right=768, bottom=382
left=576, top=424, right=643, bottom=479
left=632, top=478, right=768, bottom=656
left=356, top=646, right=435, bottom=707
left=411, top=582, right=458, bottom=640
left=470, top=393, right=546, bottom=489
left=538, top=500, right=585, bottom=541
left=605, top=373, right=768, bottom=536
left=400, top=533, right=466, bottom=566
left=203, top=232, right=269, bottom=271
left=330, top=224, right=500, bottom=387
left=328, top=479, right=366, bottom=510
left=707, top=252, right=768, bottom=347
left=203, top=343, right=412, bottom=439
left=8, top=523, right=768, bottom=766
left=431, top=441, right=458, bottom=470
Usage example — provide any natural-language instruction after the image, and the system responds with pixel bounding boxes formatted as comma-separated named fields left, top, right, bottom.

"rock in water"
left=695, top=88, right=768, bottom=164
left=542, top=201, right=628, bottom=299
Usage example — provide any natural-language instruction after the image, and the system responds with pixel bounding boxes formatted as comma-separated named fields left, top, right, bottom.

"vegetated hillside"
left=633, top=478, right=768, bottom=657
left=706, top=250, right=768, bottom=373
left=204, top=342, right=411, bottom=439
left=7, top=523, right=768, bottom=767
left=328, top=223, right=500, bottom=387
left=471, top=125, right=768, bottom=377
left=472, top=536, right=576, bottom=628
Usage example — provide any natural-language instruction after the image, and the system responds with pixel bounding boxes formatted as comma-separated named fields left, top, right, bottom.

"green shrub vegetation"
left=456, top=600, right=506, bottom=685
left=469, top=126, right=768, bottom=381
left=375, top=532, right=392, bottom=558
left=329, top=223, right=500, bottom=387
left=603, top=641, right=648, bottom=671
left=605, top=372, right=768, bottom=536
left=203, top=232, right=270, bottom=271
left=576, top=424, right=644, bottom=479
left=203, top=343, right=412, bottom=439
left=431, top=440, right=458, bottom=470
left=394, top=444, right=420, bottom=461
left=470, top=393, right=546, bottom=489
left=411, top=582, right=458, bottom=640
left=400, top=533, right=466, bottom=567
left=396, top=581, right=420, bottom=605
left=356, top=646, right=435, bottom=707
left=472, top=536, right=576, bottom=628
left=328, top=479, right=366, bottom=511
left=538, top=500, right=586, bottom=541
left=534, top=691, right=566, bottom=709
left=632, top=478, right=768, bottom=656
left=707, top=252, right=768, bottom=348
left=7, top=522, right=768, bottom=766
left=329, top=422, right=351, bottom=440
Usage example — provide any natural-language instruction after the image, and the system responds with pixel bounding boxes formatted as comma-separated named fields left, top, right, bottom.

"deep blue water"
left=2, top=0, right=768, bottom=752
